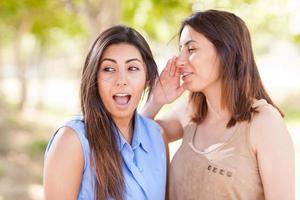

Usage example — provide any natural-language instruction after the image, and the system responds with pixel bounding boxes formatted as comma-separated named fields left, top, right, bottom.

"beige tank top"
left=169, top=100, right=267, bottom=200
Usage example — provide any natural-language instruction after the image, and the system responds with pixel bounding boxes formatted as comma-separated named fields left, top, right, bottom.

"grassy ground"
left=0, top=99, right=73, bottom=200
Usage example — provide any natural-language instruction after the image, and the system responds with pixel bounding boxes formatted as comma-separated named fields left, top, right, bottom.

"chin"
left=187, top=81, right=207, bottom=91
left=111, top=109, right=135, bottom=120
left=185, top=84, right=200, bottom=92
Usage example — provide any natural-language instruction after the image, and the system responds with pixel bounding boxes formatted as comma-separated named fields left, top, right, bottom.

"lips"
left=113, top=93, right=131, bottom=105
left=181, top=72, right=193, bottom=79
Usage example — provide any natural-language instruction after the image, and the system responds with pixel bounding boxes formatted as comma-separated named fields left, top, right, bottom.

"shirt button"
left=138, top=167, right=143, bottom=172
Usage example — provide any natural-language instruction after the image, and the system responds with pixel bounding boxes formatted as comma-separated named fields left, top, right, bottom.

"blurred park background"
left=0, top=0, right=299, bottom=199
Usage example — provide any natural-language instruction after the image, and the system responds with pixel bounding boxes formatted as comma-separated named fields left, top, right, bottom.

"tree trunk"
left=34, top=43, right=46, bottom=109
left=67, top=0, right=121, bottom=54
left=14, top=19, right=30, bottom=111
left=0, top=46, right=3, bottom=97
left=84, top=0, right=121, bottom=43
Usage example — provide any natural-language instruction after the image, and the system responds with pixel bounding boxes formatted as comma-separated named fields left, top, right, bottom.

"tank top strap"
left=182, top=122, right=197, bottom=144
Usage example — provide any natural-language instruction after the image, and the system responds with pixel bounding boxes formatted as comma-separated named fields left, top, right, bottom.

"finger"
left=169, top=56, right=177, bottom=77
left=161, top=58, right=172, bottom=79
left=160, top=60, right=171, bottom=79
left=175, top=63, right=181, bottom=78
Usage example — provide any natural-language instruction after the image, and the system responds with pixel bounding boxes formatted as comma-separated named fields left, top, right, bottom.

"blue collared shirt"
left=45, top=112, right=166, bottom=200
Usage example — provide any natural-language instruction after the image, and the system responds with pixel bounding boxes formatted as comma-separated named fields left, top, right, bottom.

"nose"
left=116, top=70, right=127, bottom=86
left=176, top=51, right=187, bottom=68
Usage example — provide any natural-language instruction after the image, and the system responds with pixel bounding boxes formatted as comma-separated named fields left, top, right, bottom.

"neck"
left=113, top=115, right=134, bottom=144
left=206, top=98, right=230, bottom=121
left=203, top=82, right=230, bottom=123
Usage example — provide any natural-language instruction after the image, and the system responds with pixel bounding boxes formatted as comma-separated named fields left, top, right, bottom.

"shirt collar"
left=114, top=111, right=150, bottom=153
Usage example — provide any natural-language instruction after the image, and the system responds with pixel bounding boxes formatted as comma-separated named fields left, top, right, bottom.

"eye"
left=187, top=48, right=196, bottom=53
left=103, top=66, right=115, bottom=72
left=128, top=66, right=140, bottom=71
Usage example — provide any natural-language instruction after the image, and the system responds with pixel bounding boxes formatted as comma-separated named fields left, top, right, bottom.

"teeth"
left=114, top=93, right=129, bottom=97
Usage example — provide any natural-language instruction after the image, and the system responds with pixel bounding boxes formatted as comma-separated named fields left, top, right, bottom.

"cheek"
left=131, top=74, right=147, bottom=97
left=136, top=82, right=146, bottom=95
left=189, top=55, right=202, bottom=74
left=99, top=75, right=114, bottom=84
left=189, top=54, right=200, bottom=66
left=131, top=70, right=146, bottom=84
left=98, top=73, right=116, bottom=86
left=98, top=78, right=108, bottom=92
left=192, top=54, right=213, bottom=73
left=97, top=78, right=112, bottom=102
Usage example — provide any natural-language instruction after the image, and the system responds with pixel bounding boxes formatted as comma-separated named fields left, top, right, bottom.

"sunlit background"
left=0, top=0, right=299, bottom=199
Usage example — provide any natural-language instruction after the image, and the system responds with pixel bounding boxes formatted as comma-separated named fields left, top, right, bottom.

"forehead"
left=179, top=26, right=214, bottom=48
left=179, top=26, right=193, bottom=44
left=102, top=43, right=143, bottom=59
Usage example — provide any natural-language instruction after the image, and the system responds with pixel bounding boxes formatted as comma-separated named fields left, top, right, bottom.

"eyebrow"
left=100, top=58, right=143, bottom=64
left=179, top=40, right=198, bottom=49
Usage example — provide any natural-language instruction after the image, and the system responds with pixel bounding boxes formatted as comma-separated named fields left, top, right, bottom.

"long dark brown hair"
left=80, top=25, right=158, bottom=200
left=179, top=9, right=283, bottom=127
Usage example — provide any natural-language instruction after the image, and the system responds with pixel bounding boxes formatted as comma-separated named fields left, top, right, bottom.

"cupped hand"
left=151, top=57, right=186, bottom=106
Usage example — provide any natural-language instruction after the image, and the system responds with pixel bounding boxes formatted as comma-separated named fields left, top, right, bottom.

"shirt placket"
left=122, top=144, right=149, bottom=200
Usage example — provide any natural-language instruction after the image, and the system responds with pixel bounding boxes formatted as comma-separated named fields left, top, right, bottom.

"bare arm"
left=250, top=106, right=295, bottom=200
left=143, top=98, right=185, bottom=143
left=44, top=127, right=84, bottom=200
left=142, top=57, right=186, bottom=143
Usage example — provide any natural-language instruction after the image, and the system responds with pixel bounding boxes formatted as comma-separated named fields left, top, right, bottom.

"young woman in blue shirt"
left=43, top=25, right=166, bottom=200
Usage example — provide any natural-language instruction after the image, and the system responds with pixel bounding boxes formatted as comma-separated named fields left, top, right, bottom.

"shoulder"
left=44, top=127, right=84, bottom=198
left=59, top=114, right=87, bottom=143
left=251, top=99, right=284, bottom=131
left=45, top=114, right=88, bottom=168
left=137, top=113, right=165, bottom=145
left=250, top=99, right=291, bottom=151
left=64, top=114, right=86, bottom=133
left=47, top=114, right=87, bottom=151
left=45, top=126, right=84, bottom=171
left=138, top=113, right=161, bottom=132
left=46, top=126, right=83, bottom=158
left=136, top=113, right=166, bottom=161
left=251, top=99, right=283, bottom=125
left=249, top=100, right=294, bottom=200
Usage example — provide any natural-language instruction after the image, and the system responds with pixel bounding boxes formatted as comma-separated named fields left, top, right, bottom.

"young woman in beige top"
left=143, top=10, right=294, bottom=200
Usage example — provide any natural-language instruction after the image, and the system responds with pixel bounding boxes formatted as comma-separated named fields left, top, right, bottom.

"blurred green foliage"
left=283, top=106, right=300, bottom=123
left=0, top=0, right=86, bottom=46
left=27, top=139, right=48, bottom=158
left=122, top=0, right=193, bottom=41
left=121, top=0, right=300, bottom=56
left=1, top=0, right=299, bottom=49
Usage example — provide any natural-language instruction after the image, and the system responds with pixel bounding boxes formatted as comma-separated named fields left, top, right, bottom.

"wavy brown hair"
left=179, top=10, right=283, bottom=127
left=80, top=25, right=158, bottom=200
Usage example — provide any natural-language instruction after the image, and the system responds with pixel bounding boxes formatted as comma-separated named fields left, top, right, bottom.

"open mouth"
left=113, top=93, right=131, bottom=106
